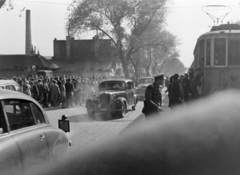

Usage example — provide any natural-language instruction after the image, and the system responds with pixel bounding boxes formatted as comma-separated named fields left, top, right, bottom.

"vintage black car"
left=135, top=76, right=154, bottom=100
left=86, top=79, right=138, bottom=119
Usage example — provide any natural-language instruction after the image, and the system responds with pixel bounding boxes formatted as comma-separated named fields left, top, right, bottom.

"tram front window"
left=228, top=39, right=240, bottom=66
left=214, top=38, right=226, bottom=66
left=206, top=39, right=211, bottom=66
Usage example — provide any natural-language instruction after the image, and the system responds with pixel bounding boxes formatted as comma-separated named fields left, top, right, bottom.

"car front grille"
left=99, top=93, right=110, bottom=108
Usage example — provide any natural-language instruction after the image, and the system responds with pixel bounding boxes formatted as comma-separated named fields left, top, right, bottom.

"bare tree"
left=66, top=0, right=169, bottom=78
left=130, top=29, right=179, bottom=77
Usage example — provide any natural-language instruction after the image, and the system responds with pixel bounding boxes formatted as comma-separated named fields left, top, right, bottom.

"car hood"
left=137, top=84, right=149, bottom=89
left=99, top=90, right=125, bottom=95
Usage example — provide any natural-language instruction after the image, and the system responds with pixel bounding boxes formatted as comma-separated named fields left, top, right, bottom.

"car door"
left=0, top=101, right=22, bottom=175
left=3, top=99, right=49, bottom=174
left=30, top=102, right=69, bottom=163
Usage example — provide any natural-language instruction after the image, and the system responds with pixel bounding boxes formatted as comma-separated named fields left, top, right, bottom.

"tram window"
left=214, top=38, right=226, bottom=66
left=206, top=39, right=211, bottom=66
left=199, top=40, right=204, bottom=68
left=228, top=39, right=240, bottom=66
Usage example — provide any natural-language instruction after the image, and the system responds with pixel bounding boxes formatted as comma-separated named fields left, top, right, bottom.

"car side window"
left=126, top=82, right=132, bottom=90
left=30, top=103, right=45, bottom=124
left=14, top=85, right=21, bottom=92
left=5, top=85, right=15, bottom=91
left=3, top=100, right=35, bottom=131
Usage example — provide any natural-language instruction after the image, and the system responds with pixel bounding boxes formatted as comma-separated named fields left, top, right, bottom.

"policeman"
left=142, top=73, right=165, bottom=118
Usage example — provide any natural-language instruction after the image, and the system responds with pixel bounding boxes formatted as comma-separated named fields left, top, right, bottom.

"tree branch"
left=92, top=24, right=117, bottom=47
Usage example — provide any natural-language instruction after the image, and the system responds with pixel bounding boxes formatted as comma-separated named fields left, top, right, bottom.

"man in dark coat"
left=182, top=73, right=191, bottom=102
left=30, top=81, right=39, bottom=101
left=170, top=73, right=182, bottom=107
left=65, top=78, right=74, bottom=108
left=37, top=79, right=44, bottom=102
left=142, top=73, right=165, bottom=118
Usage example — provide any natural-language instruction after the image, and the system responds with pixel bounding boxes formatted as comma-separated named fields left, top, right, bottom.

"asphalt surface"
left=46, top=89, right=170, bottom=156
left=46, top=102, right=144, bottom=155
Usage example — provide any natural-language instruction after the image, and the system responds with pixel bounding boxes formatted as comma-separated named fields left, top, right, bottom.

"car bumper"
left=94, top=108, right=122, bottom=113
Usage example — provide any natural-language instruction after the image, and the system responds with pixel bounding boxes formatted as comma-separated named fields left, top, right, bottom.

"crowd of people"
left=2, top=75, right=112, bottom=109
left=0, top=68, right=203, bottom=111
left=165, top=68, right=203, bottom=108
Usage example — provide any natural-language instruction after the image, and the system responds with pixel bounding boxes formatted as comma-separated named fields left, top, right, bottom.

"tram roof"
left=194, top=24, right=240, bottom=54
left=199, top=29, right=240, bottom=38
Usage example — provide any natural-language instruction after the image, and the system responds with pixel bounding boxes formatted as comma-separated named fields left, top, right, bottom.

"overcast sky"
left=1, top=0, right=240, bottom=68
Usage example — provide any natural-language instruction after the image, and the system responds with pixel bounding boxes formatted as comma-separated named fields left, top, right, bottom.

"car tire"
left=132, top=104, right=136, bottom=111
left=118, top=102, right=126, bottom=118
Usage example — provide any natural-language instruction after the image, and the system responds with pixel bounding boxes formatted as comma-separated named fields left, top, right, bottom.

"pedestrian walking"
left=50, top=80, right=60, bottom=107
left=65, top=78, right=74, bottom=108
left=42, top=78, right=50, bottom=108
left=170, top=74, right=182, bottom=107
left=142, top=73, right=165, bottom=119
left=182, top=73, right=191, bottom=102
left=59, top=79, right=67, bottom=108
left=30, top=80, right=39, bottom=101
left=37, top=79, right=44, bottom=103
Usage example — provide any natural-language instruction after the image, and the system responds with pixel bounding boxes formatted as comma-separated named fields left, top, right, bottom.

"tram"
left=193, top=23, right=240, bottom=95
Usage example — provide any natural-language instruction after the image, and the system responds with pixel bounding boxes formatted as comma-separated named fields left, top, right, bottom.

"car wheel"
left=132, top=103, right=136, bottom=111
left=132, top=105, right=136, bottom=111
left=118, top=102, right=126, bottom=118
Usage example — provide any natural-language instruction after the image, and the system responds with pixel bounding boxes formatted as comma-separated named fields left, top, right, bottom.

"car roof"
left=139, top=77, right=154, bottom=79
left=38, top=70, right=52, bottom=72
left=0, top=89, right=34, bottom=101
left=0, top=80, right=18, bottom=85
left=100, top=79, right=132, bottom=83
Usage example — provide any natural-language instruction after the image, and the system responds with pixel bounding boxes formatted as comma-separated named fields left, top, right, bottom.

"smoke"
left=38, top=90, right=240, bottom=175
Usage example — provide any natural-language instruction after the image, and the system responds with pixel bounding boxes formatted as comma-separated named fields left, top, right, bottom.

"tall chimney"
left=25, top=10, right=32, bottom=55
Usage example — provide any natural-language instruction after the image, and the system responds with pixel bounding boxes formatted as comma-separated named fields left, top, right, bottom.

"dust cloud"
left=36, top=90, right=240, bottom=175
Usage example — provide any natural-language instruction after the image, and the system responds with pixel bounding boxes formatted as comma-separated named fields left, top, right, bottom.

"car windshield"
left=138, top=78, right=154, bottom=85
left=99, top=81, right=125, bottom=91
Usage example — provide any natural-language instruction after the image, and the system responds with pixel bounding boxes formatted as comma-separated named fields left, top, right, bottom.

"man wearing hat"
left=170, top=73, right=182, bottom=107
left=142, top=73, right=165, bottom=118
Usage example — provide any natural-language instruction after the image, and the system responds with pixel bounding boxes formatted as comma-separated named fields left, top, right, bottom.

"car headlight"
left=114, top=100, right=123, bottom=109
left=111, top=95, right=116, bottom=101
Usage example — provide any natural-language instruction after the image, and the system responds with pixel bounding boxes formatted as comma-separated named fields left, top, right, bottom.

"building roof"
left=0, top=54, right=60, bottom=70
left=52, top=60, right=112, bottom=71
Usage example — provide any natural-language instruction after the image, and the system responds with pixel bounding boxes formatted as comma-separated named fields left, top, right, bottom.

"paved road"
left=46, top=89, right=170, bottom=156
left=46, top=102, right=144, bottom=155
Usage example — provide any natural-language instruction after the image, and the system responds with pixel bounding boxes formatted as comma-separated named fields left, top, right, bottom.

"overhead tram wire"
left=214, top=0, right=223, bottom=16
left=11, top=0, right=240, bottom=9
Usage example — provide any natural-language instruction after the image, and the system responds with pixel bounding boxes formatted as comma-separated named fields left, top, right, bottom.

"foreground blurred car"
left=0, top=89, right=70, bottom=175
left=86, top=79, right=138, bottom=119
left=135, top=77, right=154, bottom=100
